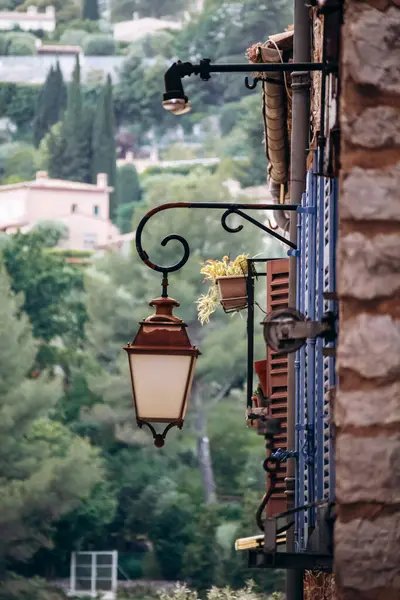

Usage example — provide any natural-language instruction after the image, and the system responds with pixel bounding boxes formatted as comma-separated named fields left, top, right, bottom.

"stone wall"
left=336, top=1, right=400, bottom=599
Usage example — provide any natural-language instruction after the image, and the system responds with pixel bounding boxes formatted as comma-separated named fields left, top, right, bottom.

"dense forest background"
left=0, top=0, right=292, bottom=597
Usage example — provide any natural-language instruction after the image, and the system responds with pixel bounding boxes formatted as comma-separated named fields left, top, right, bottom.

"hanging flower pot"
left=216, top=275, right=247, bottom=311
left=196, top=254, right=251, bottom=324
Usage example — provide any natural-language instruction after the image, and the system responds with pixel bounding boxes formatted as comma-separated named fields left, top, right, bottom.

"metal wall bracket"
left=263, top=308, right=337, bottom=353
left=249, top=549, right=333, bottom=572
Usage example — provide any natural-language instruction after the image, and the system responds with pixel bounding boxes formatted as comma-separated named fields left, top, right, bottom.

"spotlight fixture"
left=162, top=96, right=192, bottom=115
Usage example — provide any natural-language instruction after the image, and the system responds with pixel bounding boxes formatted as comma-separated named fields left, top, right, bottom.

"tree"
left=3, top=144, right=37, bottom=182
left=114, top=54, right=177, bottom=141
left=183, top=507, right=221, bottom=593
left=62, top=56, right=92, bottom=182
left=0, top=264, right=103, bottom=566
left=34, top=63, right=67, bottom=147
left=83, top=34, right=115, bottom=55
left=116, top=164, right=141, bottom=233
left=2, top=226, right=87, bottom=369
left=149, top=490, right=197, bottom=581
left=82, top=0, right=99, bottom=20
left=40, top=121, right=67, bottom=180
left=92, top=76, right=117, bottom=219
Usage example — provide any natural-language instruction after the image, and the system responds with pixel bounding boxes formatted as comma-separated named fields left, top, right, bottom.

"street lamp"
left=124, top=295, right=200, bottom=447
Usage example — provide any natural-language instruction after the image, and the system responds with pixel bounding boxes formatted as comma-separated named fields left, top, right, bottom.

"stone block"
left=343, top=5, right=400, bottom=94
left=342, top=106, right=400, bottom=149
left=336, top=381, right=400, bottom=427
left=340, top=163, right=400, bottom=221
left=339, top=232, right=400, bottom=299
left=336, top=432, right=400, bottom=503
left=335, top=514, right=400, bottom=597
left=337, top=313, right=400, bottom=379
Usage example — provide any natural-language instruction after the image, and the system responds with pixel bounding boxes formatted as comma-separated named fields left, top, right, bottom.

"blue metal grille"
left=295, top=152, right=337, bottom=552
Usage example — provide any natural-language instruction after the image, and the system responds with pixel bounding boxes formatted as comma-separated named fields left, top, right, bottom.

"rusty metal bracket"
left=263, top=308, right=337, bottom=354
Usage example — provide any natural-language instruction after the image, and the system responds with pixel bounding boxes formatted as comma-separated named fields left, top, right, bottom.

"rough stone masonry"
left=336, top=0, right=400, bottom=599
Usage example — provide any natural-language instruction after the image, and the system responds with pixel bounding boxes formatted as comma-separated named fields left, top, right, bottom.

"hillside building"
left=0, top=171, right=119, bottom=251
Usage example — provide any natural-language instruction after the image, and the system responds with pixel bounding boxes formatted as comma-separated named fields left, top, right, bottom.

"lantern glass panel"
left=129, top=353, right=196, bottom=421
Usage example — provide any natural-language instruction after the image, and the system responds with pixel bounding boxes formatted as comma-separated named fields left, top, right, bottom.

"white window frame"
left=69, top=550, right=118, bottom=599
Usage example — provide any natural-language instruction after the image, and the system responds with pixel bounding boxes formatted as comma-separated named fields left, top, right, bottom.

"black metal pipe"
left=207, top=62, right=327, bottom=73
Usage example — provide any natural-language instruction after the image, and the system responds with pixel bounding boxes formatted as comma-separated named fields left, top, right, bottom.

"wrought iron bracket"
left=137, top=420, right=182, bottom=448
left=135, top=202, right=297, bottom=277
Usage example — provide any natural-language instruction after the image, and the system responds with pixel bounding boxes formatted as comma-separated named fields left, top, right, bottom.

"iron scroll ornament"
left=135, top=201, right=298, bottom=276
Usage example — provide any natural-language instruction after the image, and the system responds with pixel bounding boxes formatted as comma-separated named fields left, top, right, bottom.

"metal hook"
left=244, top=76, right=259, bottom=90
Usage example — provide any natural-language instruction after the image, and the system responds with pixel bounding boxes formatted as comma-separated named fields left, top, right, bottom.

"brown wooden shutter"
left=265, top=258, right=289, bottom=517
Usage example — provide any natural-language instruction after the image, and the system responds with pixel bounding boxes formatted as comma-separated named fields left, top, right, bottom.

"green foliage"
left=82, top=0, right=99, bottom=21
left=34, top=63, right=67, bottom=147
left=116, top=163, right=141, bottom=232
left=83, top=33, right=115, bottom=55
left=92, top=75, right=117, bottom=218
left=0, top=264, right=103, bottom=564
left=149, top=490, right=197, bottom=581
left=142, top=163, right=218, bottom=179
left=158, top=582, right=283, bottom=600
left=114, top=53, right=177, bottom=139
left=0, top=83, right=40, bottom=132
left=0, top=34, right=9, bottom=55
left=2, top=143, right=38, bottom=182
left=183, top=507, right=221, bottom=593
left=61, top=57, right=92, bottom=182
left=59, top=28, right=89, bottom=46
left=40, top=121, right=67, bottom=179
left=0, top=574, right=67, bottom=600
left=140, top=31, right=177, bottom=60
left=2, top=226, right=87, bottom=368
left=5, top=32, right=37, bottom=56
left=116, top=201, right=135, bottom=234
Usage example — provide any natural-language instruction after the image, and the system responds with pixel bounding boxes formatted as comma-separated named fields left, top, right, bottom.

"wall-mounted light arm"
left=136, top=201, right=298, bottom=278
left=163, top=58, right=337, bottom=113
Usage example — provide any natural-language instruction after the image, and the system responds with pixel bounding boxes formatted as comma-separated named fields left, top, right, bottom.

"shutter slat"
left=265, top=258, right=289, bottom=518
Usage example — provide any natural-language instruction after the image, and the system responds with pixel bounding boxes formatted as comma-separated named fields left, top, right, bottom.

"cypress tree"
left=62, top=57, right=91, bottom=182
left=82, top=0, right=100, bottom=21
left=34, top=63, right=67, bottom=148
left=33, top=66, right=54, bottom=147
left=54, top=61, right=67, bottom=119
left=116, top=164, right=141, bottom=233
left=44, top=122, right=67, bottom=179
left=92, top=75, right=117, bottom=219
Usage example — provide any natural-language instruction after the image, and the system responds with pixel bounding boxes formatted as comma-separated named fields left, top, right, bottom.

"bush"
left=3, top=143, right=38, bottom=182
left=158, top=582, right=284, bottom=600
left=0, top=575, right=67, bottom=600
left=59, top=28, right=89, bottom=46
left=0, top=83, right=40, bottom=130
left=5, top=32, right=37, bottom=55
left=142, top=163, right=219, bottom=179
left=83, top=34, right=115, bottom=56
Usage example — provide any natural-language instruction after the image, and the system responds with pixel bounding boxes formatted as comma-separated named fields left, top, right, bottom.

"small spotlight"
left=163, top=96, right=192, bottom=115
left=163, top=62, right=193, bottom=116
